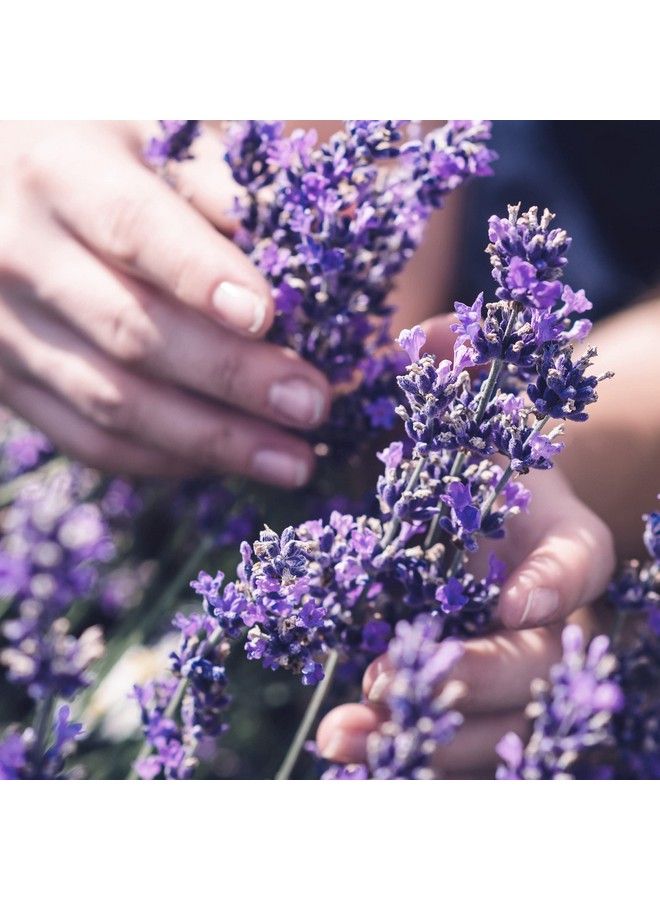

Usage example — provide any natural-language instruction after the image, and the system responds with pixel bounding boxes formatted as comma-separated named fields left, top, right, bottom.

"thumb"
left=499, top=499, right=616, bottom=629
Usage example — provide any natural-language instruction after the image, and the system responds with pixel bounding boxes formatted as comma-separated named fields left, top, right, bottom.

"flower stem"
left=275, top=649, right=340, bottom=781
left=424, top=338, right=511, bottom=551
left=480, top=414, right=550, bottom=519
left=381, top=456, right=427, bottom=548
left=31, top=692, right=56, bottom=771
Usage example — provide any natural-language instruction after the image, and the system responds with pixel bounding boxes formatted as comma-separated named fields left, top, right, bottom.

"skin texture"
left=0, top=121, right=331, bottom=485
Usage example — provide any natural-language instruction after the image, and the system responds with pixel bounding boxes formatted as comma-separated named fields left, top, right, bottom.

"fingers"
left=363, top=624, right=567, bottom=715
left=0, top=367, right=191, bottom=477
left=432, top=710, right=529, bottom=775
left=167, top=128, right=242, bottom=234
left=0, top=294, right=316, bottom=487
left=315, top=701, right=529, bottom=776
left=12, top=233, right=329, bottom=431
left=498, top=497, right=615, bottom=630
left=32, top=135, right=274, bottom=338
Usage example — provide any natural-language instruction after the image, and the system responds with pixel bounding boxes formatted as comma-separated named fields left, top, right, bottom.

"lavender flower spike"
left=325, top=616, right=464, bottom=780
left=496, top=624, right=624, bottom=780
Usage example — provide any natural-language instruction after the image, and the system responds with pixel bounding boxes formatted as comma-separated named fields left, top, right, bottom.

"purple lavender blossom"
left=605, top=505, right=659, bottom=778
left=132, top=613, right=231, bottom=779
left=0, top=704, right=83, bottom=780
left=325, top=616, right=464, bottom=780
left=0, top=468, right=111, bottom=699
left=223, top=120, right=496, bottom=454
left=0, top=421, right=53, bottom=482
left=145, top=120, right=200, bottom=167
left=496, top=625, right=624, bottom=779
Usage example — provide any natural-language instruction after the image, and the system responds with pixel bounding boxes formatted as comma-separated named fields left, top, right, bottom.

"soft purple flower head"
left=496, top=624, right=623, bottom=780
left=397, top=326, right=427, bottom=364
left=326, top=616, right=464, bottom=780
left=145, top=121, right=200, bottom=167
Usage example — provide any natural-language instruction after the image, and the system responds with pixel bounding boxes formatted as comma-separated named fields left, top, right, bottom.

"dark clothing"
left=458, top=121, right=660, bottom=321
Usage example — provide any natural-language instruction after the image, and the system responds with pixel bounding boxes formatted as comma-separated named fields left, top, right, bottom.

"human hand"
left=316, top=314, right=615, bottom=776
left=0, top=122, right=329, bottom=484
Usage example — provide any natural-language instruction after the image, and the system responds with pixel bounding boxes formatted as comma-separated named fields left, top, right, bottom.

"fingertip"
left=316, top=703, right=380, bottom=763
left=500, top=577, right=562, bottom=630
left=211, top=280, right=275, bottom=339
left=250, top=442, right=316, bottom=489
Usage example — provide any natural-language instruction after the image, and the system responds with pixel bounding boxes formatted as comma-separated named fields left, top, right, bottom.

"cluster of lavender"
left=117, top=204, right=607, bottom=779
left=497, top=507, right=659, bottom=779
left=0, top=704, right=82, bottom=780
left=0, top=455, right=148, bottom=777
left=604, top=507, right=659, bottom=777
left=0, top=414, right=54, bottom=484
left=0, top=467, right=114, bottom=700
left=132, top=611, right=231, bottom=779
left=495, top=625, right=624, bottom=779
left=193, top=205, right=604, bottom=691
left=323, top=616, right=464, bottom=779
left=144, top=120, right=200, bottom=168
left=222, top=119, right=496, bottom=452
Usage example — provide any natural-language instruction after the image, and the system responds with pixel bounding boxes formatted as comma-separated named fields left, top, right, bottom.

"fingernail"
left=367, top=673, right=391, bottom=704
left=269, top=379, right=325, bottom=427
left=212, top=281, right=267, bottom=334
left=520, top=587, right=560, bottom=626
left=252, top=449, right=309, bottom=488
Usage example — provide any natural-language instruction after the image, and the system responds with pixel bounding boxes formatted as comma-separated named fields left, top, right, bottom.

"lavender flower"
left=496, top=624, right=624, bottom=779
left=186, top=205, right=605, bottom=696
left=0, top=467, right=111, bottom=699
left=144, top=120, right=200, bottom=167
left=0, top=420, right=53, bottom=482
left=132, top=612, right=231, bottom=779
left=324, top=616, right=464, bottom=779
left=223, top=120, right=496, bottom=453
left=605, top=504, right=659, bottom=778
left=0, top=704, right=83, bottom=780
left=195, top=513, right=390, bottom=685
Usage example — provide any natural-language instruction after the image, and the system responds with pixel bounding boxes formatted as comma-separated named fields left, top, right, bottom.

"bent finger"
left=12, top=235, right=329, bottom=431
left=498, top=500, right=615, bottom=630
left=0, top=369, right=192, bottom=477
left=41, top=140, right=274, bottom=338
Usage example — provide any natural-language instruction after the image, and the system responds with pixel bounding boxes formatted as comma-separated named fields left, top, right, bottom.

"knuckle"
left=105, top=299, right=161, bottom=366
left=11, top=147, right=51, bottom=193
left=197, top=421, right=240, bottom=472
left=85, top=378, right=133, bottom=432
left=210, top=349, right=243, bottom=403
left=170, top=251, right=200, bottom=302
left=99, top=193, right=150, bottom=265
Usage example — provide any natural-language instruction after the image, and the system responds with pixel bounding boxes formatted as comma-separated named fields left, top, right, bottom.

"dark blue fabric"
left=456, top=121, right=660, bottom=321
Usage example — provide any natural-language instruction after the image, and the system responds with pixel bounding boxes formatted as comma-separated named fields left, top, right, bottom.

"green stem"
left=31, top=693, right=56, bottom=769
left=275, top=649, right=340, bottom=781
left=381, top=457, right=427, bottom=548
left=480, top=415, right=550, bottom=520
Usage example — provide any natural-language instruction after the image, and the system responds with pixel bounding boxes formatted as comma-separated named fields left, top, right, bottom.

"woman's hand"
left=316, top=314, right=615, bottom=776
left=0, top=122, right=330, bottom=484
